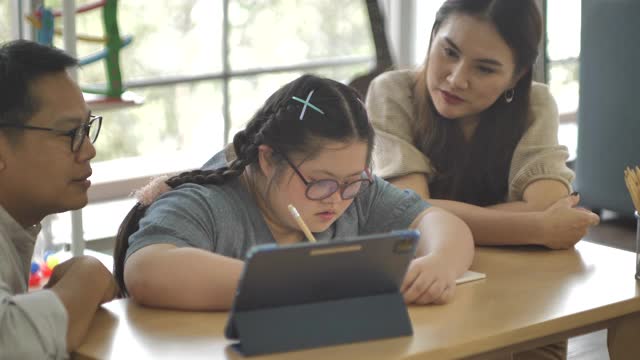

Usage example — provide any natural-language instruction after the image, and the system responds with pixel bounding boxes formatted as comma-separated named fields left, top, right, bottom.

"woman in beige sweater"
left=366, top=0, right=599, bottom=250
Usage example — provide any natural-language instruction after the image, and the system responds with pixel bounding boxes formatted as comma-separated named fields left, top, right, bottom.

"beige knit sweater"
left=365, top=69, right=574, bottom=201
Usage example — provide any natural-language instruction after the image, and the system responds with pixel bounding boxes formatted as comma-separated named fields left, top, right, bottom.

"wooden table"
left=74, top=242, right=640, bottom=359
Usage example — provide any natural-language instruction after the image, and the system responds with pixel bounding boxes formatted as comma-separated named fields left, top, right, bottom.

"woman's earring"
left=504, top=88, right=515, bottom=103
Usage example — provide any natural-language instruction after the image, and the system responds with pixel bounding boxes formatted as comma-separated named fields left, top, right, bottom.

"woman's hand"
left=401, top=254, right=457, bottom=305
left=537, top=193, right=600, bottom=249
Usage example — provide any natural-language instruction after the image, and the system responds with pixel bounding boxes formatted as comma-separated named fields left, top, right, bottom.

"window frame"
left=10, top=0, right=376, bottom=251
left=87, top=0, right=374, bottom=203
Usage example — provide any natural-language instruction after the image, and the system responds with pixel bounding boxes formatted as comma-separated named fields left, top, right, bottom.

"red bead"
left=40, top=264, right=53, bottom=278
left=29, top=272, right=42, bottom=287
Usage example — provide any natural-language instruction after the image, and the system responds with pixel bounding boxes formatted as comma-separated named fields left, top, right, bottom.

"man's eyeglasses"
left=0, top=114, right=102, bottom=153
left=281, top=154, right=373, bottom=201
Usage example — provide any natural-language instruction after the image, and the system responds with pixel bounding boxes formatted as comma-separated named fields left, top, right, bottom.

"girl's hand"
left=401, top=254, right=458, bottom=305
left=538, top=194, right=600, bottom=250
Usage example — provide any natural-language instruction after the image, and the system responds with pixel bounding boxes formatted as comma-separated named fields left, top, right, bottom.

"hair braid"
left=161, top=109, right=272, bottom=189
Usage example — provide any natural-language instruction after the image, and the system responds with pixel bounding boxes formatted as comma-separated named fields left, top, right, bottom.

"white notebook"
left=455, top=270, right=487, bottom=285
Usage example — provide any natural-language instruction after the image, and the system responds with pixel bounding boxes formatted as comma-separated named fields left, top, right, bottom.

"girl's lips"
left=315, top=211, right=336, bottom=222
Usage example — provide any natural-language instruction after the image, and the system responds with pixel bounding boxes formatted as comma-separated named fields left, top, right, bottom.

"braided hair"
left=113, top=74, right=373, bottom=296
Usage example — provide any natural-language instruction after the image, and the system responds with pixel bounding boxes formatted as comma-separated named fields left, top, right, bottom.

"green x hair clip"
left=292, top=89, right=325, bottom=120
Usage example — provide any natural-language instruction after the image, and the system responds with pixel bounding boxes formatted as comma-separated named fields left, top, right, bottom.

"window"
left=546, top=0, right=580, bottom=160
left=94, top=82, right=225, bottom=163
left=413, top=0, right=445, bottom=66
left=0, top=1, right=11, bottom=41
left=43, top=0, right=372, bottom=164
left=546, top=0, right=581, bottom=115
left=228, top=1, right=372, bottom=72
left=13, top=0, right=375, bottom=250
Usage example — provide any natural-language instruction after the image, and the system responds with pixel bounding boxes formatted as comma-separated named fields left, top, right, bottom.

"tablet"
left=224, top=229, right=420, bottom=340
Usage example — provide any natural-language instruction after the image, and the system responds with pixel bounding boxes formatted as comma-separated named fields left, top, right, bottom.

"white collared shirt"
left=0, top=205, right=68, bottom=359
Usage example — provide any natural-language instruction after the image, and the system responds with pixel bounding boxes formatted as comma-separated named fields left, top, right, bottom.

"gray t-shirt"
left=126, top=150, right=431, bottom=260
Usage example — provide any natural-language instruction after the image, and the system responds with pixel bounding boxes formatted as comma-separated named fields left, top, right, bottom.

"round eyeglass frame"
left=280, top=154, right=373, bottom=201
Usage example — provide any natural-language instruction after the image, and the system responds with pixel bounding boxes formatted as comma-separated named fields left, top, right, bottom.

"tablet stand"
left=229, top=291, right=412, bottom=356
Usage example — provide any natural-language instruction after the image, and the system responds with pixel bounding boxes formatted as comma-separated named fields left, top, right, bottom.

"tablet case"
left=224, top=230, right=419, bottom=356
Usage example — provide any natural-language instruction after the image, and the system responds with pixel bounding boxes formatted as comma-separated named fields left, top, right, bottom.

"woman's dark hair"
left=413, top=0, right=542, bottom=206
left=113, top=74, right=373, bottom=296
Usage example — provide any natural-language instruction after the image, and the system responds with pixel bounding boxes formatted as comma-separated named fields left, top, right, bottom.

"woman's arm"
left=390, top=174, right=570, bottom=211
left=390, top=173, right=599, bottom=248
left=401, top=207, right=474, bottom=305
left=125, top=244, right=244, bottom=311
left=488, top=179, right=571, bottom=212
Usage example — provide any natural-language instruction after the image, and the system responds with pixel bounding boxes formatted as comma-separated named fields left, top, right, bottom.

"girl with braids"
left=113, top=74, right=473, bottom=310
left=366, top=0, right=599, bottom=250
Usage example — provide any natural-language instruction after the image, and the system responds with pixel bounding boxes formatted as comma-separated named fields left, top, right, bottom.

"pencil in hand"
left=287, top=204, right=317, bottom=243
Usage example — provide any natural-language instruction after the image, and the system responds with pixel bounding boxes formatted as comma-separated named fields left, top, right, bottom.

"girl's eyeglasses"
left=281, top=154, right=373, bottom=201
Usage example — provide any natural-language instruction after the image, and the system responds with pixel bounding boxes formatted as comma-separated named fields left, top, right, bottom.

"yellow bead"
left=46, top=256, right=60, bottom=269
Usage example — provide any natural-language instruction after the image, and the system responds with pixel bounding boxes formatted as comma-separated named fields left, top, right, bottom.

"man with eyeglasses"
left=0, top=40, right=117, bottom=359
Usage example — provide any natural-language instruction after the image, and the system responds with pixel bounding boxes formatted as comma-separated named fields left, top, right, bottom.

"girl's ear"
left=257, top=144, right=275, bottom=178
